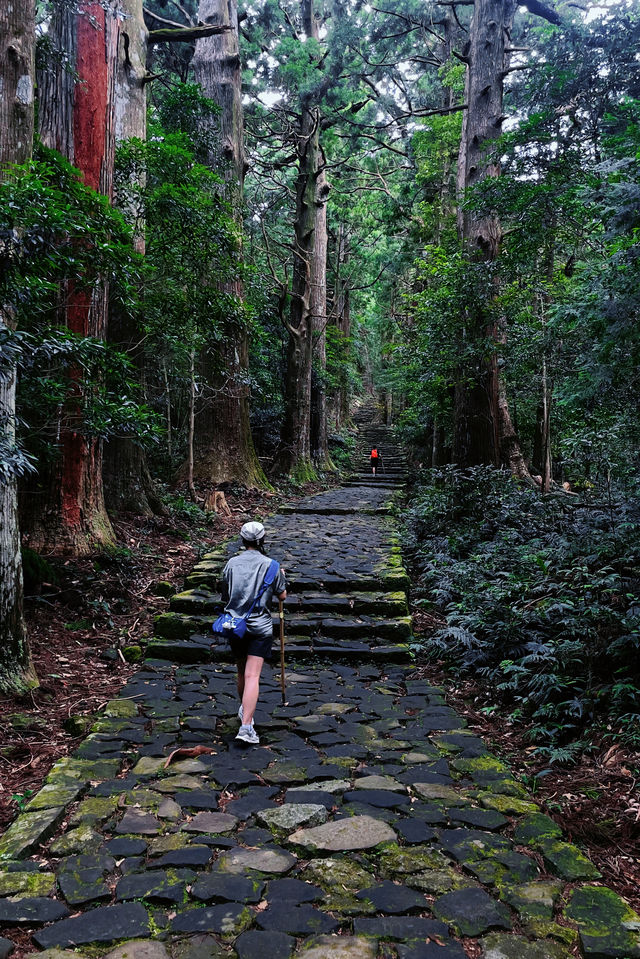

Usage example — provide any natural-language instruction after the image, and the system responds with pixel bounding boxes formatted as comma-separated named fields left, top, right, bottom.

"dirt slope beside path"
left=0, top=445, right=638, bottom=959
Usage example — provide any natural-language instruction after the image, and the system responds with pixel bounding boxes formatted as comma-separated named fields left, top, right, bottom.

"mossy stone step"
left=155, top=610, right=411, bottom=643
left=186, top=567, right=410, bottom=595
left=170, top=589, right=408, bottom=617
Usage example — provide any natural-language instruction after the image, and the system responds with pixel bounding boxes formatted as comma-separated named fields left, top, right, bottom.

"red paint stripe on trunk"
left=73, top=3, right=108, bottom=191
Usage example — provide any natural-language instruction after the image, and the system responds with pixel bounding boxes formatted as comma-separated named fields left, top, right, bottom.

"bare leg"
left=241, top=654, right=265, bottom=726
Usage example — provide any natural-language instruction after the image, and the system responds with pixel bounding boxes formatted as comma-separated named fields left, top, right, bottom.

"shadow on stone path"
left=1, top=423, right=639, bottom=959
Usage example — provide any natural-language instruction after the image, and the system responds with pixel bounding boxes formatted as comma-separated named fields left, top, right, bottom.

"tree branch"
left=143, top=7, right=187, bottom=29
left=519, top=0, right=562, bottom=25
left=149, top=24, right=233, bottom=43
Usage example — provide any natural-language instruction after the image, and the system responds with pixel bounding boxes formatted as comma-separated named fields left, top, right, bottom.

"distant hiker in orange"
left=371, top=447, right=381, bottom=475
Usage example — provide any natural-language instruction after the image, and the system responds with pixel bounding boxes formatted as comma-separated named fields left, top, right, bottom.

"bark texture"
left=310, top=161, right=332, bottom=468
left=0, top=0, right=38, bottom=692
left=453, top=0, right=528, bottom=475
left=104, top=0, right=163, bottom=515
left=273, top=0, right=322, bottom=477
left=189, top=0, right=267, bottom=489
left=27, top=1, right=120, bottom=553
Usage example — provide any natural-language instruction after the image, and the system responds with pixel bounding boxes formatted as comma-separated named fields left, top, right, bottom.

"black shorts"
left=229, top=632, right=273, bottom=661
left=371, top=457, right=379, bottom=467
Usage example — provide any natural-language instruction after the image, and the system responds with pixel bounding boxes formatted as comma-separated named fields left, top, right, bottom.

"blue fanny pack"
left=212, top=559, right=279, bottom=641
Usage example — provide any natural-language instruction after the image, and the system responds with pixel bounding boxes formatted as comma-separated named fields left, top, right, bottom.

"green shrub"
left=405, top=466, right=640, bottom=752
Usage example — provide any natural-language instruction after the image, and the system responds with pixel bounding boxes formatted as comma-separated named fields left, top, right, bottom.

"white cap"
left=240, top=521, right=265, bottom=543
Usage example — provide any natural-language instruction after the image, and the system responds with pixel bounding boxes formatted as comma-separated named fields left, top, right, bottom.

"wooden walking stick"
left=279, top=598, right=286, bottom=705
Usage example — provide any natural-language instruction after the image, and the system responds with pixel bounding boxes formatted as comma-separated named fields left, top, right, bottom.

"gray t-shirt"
left=221, top=550, right=286, bottom=640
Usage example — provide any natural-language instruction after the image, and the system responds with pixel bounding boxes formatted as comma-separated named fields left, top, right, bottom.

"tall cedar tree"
left=0, top=0, right=38, bottom=691
left=453, top=0, right=560, bottom=473
left=28, top=0, right=120, bottom=553
left=185, top=0, right=268, bottom=489
left=103, top=0, right=165, bottom=515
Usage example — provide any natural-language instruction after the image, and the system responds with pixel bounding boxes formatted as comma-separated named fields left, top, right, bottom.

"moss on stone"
left=303, top=857, right=375, bottom=893
left=499, top=880, right=563, bottom=920
left=149, top=832, right=191, bottom=856
left=25, top=781, right=86, bottom=812
left=131, top=757, right=167, bottom=777
left=406, top=868, right=477, bottom=897
left=0, top=869, right=56, bottom=897
left=479, top=793, right=539, bottom=816
left=377, top=843, right=448, bottom=877
left=68, top=795, right=119, bottom=827
left=513, top=813, right=563, bottom=847
left=49, top=825, right=103, bottom=856
left=452, top=755, right=510, bottom=777
left=104, top=698, right=138, bottom=719
left=538, top=839, right=601, bottom=881
left=564, top=884, right=640, bottom=957
left=524, top=919, right=579, bottom=948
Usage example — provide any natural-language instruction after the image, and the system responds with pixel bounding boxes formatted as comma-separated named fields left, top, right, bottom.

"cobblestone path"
left=1, top=424, right=639, bottom=959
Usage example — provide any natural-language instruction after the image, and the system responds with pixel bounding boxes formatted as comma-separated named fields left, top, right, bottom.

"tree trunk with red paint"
left=25, top=1, right=119, bottom=553
left=103, top=0, right=165, bottom=516
left=0, top=0, right=38, bottom=693
left=188, top=0, right=267, bottom=489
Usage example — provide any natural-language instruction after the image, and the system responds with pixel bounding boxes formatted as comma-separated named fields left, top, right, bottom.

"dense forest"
left=1, top=0, right=639, bottom=761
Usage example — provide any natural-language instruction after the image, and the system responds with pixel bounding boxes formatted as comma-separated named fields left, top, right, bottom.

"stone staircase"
left=345, top=416, right=408, bottom=490
left=147, top=415, right=411, bottom=666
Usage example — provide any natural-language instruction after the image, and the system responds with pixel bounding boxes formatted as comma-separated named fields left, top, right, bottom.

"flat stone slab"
left=564, top=885, right=640, bottom=958
left=116, top=810, right=160, bottom=835
left=257, top=804, right=328, bottom=832
left=289, top=815, right=396, bottom=851
left=352, top=775, right=405, bottom=791
left=169, top=903, right=251, bottom=936
left=191, top=873, right=264, bottom=903
left=0, top=897, right=69, bottom=925
left=266, top=878, right=323, bottom=904
left=352, top=917, right=449, bottom=941
left=0, top=808, right=65, bottom=862
left=102, top=942, right=170, bottom=959
left=115, top=871, right=185, bottom=904
left=356, top=880, right=427, bottom=914
left=480, top=933, right=571, bottom=959
left=235, top=930, right=295, bottom=959
left=433, top=888, right=512, bottom=936
left=0, top=870, right=56, bottom=897
left=298, top=936, right=379, bottom=959
left=256, top=902, right=339, bottom=936
left=33, top=903, right=150, bottom=948
left=182, top=811, right=238, bottom=833
left=218, top=846, right=297, bottom=874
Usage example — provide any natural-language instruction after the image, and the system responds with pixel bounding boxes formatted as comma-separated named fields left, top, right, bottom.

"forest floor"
left=0, top=479, right=335, bottom=833
left=413, top=609, right=640, bottom=911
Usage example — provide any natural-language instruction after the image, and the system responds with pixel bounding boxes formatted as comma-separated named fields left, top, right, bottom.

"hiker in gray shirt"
left=220, top=521, right=286, bottom=745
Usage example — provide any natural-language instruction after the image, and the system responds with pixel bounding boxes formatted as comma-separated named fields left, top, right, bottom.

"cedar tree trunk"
left=0, top=0, right=38, bottom=693
left=27, top=1, right=119, bottom=553
left=103, top=0, right=164, bottom=515
left=310, top=160, right=332, bottom=468
left=273, top=0, right=322, bottom=478
left=453, top=0, right=529, bottom=479
left=188, top=0, right=267, bottom=489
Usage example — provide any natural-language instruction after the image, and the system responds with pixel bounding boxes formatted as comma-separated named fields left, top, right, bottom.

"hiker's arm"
left=278, top=590, right=287, bottom=600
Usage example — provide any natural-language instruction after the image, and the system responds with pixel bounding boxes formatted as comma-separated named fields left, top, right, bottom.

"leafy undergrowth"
left=405, top=466, right=640, bottom=754
left=0, top=477, right=337, bottom=830
left=405, top=465, right=640, bottom=908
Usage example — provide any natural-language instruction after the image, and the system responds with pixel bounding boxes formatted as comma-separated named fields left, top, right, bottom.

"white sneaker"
left=237, top=704, right=243, bottom=722
left=236, top=724, right=259, bottom=745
